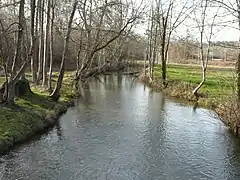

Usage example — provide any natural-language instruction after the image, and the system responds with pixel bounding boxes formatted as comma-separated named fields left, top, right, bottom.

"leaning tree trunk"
left=192, top=0, right=214, bottom=101
left=42, top=0, right=51, bottom=87
left=50, top=0, right=78, bottom=101
left=193, top=67, right=206, bottom=100
left=7, top=0, right=25, bottom=104
left=11, top=0, right=25, bottom=77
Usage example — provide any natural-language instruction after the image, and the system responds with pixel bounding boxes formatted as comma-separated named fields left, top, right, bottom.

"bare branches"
left=211, top=0, right=237, bottom=16
left=51, top=0, right=78, bottom=100
left=144, top=0, right=196, bottom=84
left=0, top=1, right=20, bottom=9
left=73, top=0, right=144, bottom=80
left=0, top=22, right=20, bottom=38
left=209, top=0, right=240, bottom=99
left=11, top=0, right=25, bottom=78
left=93, top=16, right=137, bottom=53
left=192, top=0, right=220, bottom=99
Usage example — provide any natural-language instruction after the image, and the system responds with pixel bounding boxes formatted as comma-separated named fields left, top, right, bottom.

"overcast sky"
left=133, top=0, right=239, bottom=42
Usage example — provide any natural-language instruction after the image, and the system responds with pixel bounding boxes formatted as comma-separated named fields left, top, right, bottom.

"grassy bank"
left=141, top=64, right=235, bottom=106
left=0, top=72, right=76, bottom=155
left=141, top=63, right=240, bottom=134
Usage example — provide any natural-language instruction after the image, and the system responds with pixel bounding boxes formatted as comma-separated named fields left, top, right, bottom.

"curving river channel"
left=1, top=75, right=240, bottom=180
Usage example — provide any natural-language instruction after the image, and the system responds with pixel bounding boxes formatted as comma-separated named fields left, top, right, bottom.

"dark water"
left=1, top=75, right=240, bottom=180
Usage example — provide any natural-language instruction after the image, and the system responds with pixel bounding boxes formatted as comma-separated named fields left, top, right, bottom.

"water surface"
left=1, top=75, right=240, bottom=180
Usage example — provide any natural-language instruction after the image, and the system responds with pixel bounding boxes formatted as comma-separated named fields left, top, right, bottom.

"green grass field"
left=154, top=64, right=235, bottom=98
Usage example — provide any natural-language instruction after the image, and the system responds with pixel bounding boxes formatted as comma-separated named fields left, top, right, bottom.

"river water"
left=1, top=75, right=240, bottom=180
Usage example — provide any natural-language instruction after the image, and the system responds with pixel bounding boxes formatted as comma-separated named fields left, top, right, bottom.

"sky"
left=133, top=0, right=239, bottom=42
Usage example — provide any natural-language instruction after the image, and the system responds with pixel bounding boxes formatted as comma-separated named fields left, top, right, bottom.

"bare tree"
left=146, top=4, right=159, bottom=80
left=211, top=0, right=240, bottom=100
left=48, top=0, right=56, bottom=91
left=236, top=0, right=240, bottom=100
left=192, top=0, right=219, bottom=99
left=0, top=0, right=143, bottom=102
left=75, top=0, right=143, bottom=81
left=0, top=19, right=10, bottom=102
left=50, top=0, right=78, bottom=101
left=145, top=0, right=195, bottom=86
left=42, top=0, right=51, bottom=87
left=37, top=0, right=44, bottom=83
left=156, top=0, right=174, bottom=86
left=11, top=0, right=25, bottom=77
left=7, top=0, right=27, bottom=104
left=30, top=0, right=37, bottom=82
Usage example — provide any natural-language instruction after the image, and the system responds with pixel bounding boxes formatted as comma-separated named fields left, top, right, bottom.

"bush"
left=215, top=95, right=240, bottom=135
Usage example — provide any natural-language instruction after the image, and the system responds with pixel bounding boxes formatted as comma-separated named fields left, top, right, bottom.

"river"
left=1, top=75, right=240, bottom=180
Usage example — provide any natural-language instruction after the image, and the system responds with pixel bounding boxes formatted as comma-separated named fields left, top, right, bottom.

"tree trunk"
left=76, top=50, right=81, bottom=77
left=151, top=22, right=158, bottom=80
left=193, top=67, right=206, bottom=100
left=160, top=14, right=168, bottom=87
left=76, top=12, right=137, bottom=81
left=30, top=0, right=37, bottom=83
left=237, top=8, right=240, bottom=100
left=8, top=0, right=25, bottom=104
left=21, top=16, right=28, bottom=79
left=237, top=52, right=240, bottom=100
left=7, top=81, right=15, bottom=104
left=75, top=26, right=84, bottom=78
left=11, top=0, right=25, bottom=77
left=50, top=0, right=78, bottom=101
left=48, top=0, right=55, bottom=92
left=42, top=0, right=51, bottom=87
left=37, top=0, right=44, bottom=83
left=144, top=49, right=147, bottom=76
left=161, top=30, right=167, bottom=87
left=192, top=0, right=212, bottom=101
left=33, top=0, right=39, bottom=83
left=161, top=57, right=167, bottom=85
left=3, top=63, right=8, bottom=102
left=7, top=62, right=28, bottom=104
left=148, top=7, right=154, bottom=79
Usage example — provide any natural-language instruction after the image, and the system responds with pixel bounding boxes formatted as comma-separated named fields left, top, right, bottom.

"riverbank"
left=140, top=74, right=217, bottom=108
left=139, top=64, right=238, bottom=133
left=2, top=74, right=240, bottom=180
left=0, top=72, right=76, bottom=155
left=143, top=64, right=234, bottom=103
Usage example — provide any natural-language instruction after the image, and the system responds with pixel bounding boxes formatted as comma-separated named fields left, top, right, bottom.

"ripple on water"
left=1, top=76, right=240, bottom=180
